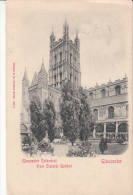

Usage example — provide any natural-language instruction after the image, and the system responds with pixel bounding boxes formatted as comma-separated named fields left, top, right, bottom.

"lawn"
left=50, top=140, right=128, bottom=157
left=90, top=141, right=128, bottom=155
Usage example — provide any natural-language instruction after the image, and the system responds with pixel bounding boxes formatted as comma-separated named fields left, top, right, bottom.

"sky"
left=7, top=1, right=131, bottom=88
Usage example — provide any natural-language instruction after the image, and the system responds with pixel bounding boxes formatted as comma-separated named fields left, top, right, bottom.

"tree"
left=30, top=95, right=56, bottom=143
left=30, top=96, right=47, bottom=142
left=67, top=118, right=79, bottom=146
left=43, top=100, right=56, bottom=142
left=60, top=81, right=79, bottom=145
left=78, top=87, right=93, bottom=141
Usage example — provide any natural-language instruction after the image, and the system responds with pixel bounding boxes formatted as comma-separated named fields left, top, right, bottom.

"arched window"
left=60, top=72, right=62, bottom=81
left=118, top=123, right=128, bottom=132
left=55, top=55, right=57, bottom=64
left=106, top=123, right=116, bottom=132
left=108, top=106, right=114, bottom=119
left=70, top=73, right=72, bottom=81
left=60, top=52, right=62, bottom=62
left=93, top=109, right=98, bottom=121
left=115, top=85, right=121, bottom=95
left=70, top=53, right=72, bottom=64
left=101, top=89, right=106, bottom=98
left=54, top=75, right=56, bottom=81
left=126, top=105, right=128, bottom=117
left=96, top=123, right=104, bottom=132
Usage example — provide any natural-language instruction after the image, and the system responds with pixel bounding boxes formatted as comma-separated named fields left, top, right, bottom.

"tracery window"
left=108, top=106, right=114, bottom=119
left=60, top=52, right=62, bottom=62
left=70, top=53, right=72, bottom=64
left=55, top=55, right=57, bottom=64
left=93, top=109, right=98, bottom=121
left=101, top=89, right=106, bottom=98
left=115, top=85, right=121, bottom=95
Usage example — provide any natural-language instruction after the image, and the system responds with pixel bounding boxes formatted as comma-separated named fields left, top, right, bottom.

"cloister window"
left=115, top=85, right=121, bottom=95
left=118, top=123, right=128, bottom=133
left=108, top=106, right=114, bottom=119
left=60, top=52, right=62, bottom=62
left=106, top=123, right=116, bottom=132
left=101, top=89, right=106, bottom=98
left=93, top=109, right=98, bottom=121
left=60, top=72, right=62, bottom=81
left=70, top=73, right=72, bottom=81
left=55, top=55, right=57, bottom=64
left=54, top=75, right=56, bottom=83
left=70, top=53, right=72, bottom=64
left=126, top=105, right=128, bottom=117
left=96, top=123, right=104, bottom=133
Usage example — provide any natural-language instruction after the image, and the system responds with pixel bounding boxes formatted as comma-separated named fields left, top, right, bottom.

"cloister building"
left=87, top=76, right=128, bottom=140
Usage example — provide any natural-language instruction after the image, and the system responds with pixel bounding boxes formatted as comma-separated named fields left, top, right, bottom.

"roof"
left=87, top=77, right=128, bottom=92
left=23, top=68, right=29, bottom=81
left=31, top=72, right=38, bottom=86
left=38, top=62, right=47, bottom=76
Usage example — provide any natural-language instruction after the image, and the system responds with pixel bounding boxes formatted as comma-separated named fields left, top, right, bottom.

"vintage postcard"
left=6, top=0, right=133, bottom=195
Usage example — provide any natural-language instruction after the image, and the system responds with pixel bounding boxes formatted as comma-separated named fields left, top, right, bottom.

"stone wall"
left=92, top=102, right=128, bottom=122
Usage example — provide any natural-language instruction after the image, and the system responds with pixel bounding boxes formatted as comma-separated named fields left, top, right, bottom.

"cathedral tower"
left=29, top=60, right=48, bottom=106
left=21, top=68, right=30, bottom=125
left=49, top=20, right=81, bottom=89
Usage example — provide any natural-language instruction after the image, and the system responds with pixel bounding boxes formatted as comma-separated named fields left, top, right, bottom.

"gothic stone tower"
left=21, top=68, right=30, bottom=126
left=28, top=60, right=48, bottom=106
left=49, top=20, right=81, bottom=89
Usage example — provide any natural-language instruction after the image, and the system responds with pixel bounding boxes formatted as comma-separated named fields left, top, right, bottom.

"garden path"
left=53, top=144, right=68, bottom=157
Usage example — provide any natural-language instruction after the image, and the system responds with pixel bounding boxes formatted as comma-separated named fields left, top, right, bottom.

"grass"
left=90, top=141, right=128, bottom=155
left=53, top=139, right=128, bottom=156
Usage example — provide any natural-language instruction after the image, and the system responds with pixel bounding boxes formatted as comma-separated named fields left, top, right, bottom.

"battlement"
left=88, top=76, right=128, bottom=92
left=87, top=76, right=128, bottom=102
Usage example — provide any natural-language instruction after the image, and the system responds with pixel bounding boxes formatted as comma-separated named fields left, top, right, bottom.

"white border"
left=0, top=1, right=6, bottom=195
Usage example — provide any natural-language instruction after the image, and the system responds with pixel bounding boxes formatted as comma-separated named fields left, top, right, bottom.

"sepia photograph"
left=20, top=7, right=129, bottom=157
left=6, top=1, right=133, bottom=195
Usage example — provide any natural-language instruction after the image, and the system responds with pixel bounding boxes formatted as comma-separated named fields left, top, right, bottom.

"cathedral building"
left=21, top=20, right=81, bottom=134
left=21, top=21, right=128, bottom=141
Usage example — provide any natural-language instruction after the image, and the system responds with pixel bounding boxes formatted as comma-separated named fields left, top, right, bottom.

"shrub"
left=116, top=135, right=126, bottom=144
left=67, top=141, right=91, bottom=157
left=38, top=142, right=54, bottom=153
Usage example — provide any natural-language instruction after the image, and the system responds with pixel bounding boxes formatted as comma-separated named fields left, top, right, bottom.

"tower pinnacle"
left=75, top=29, right=80, bottom=49
left=63, top=19, right=69, bottom=40
left=76, top=29, right=79, bottom=39
left=50, top=26, right=55, bottom=47
left=23, top=67, right=29, bottom=83
left=42, top=57, right=44, bottom=66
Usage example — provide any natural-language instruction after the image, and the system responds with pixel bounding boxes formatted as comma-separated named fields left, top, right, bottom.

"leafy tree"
left=60, top=81, right=79, bottom=145
left=78, top=87, right=93, bottom=141
left=22, top=135, right=31, bottom=146
left=30, top=96, right=47, bottom=142
left=43, top=100, right=56, bottom=142
left=30, top=95, right=56, bottom=143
